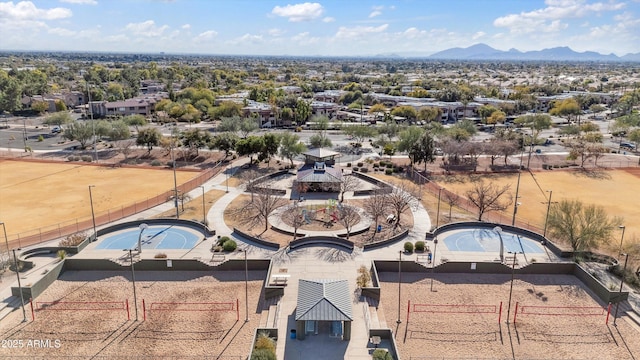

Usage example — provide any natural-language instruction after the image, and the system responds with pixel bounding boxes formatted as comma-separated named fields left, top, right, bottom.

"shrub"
left=212, top=245, right=223, bottom=252
left=372, top=349, right=393, bottom=360
left=360, top=167, right=369, bottom=173
left=57, top=250, right=67, bottom=260
left=373, top=163, right=379, bottom=168
left=379, top=160, right=387, bottom=167
left=386, top=163, right=393, bottom=168
left=150, top=160, right=162, bottom=166
left=217, top=236, right=231, bottom=246
left=346, top=162, right=351, bottom=167
left=385, top=169, right=393, bottom=175
left=154, top=253, right=167, bottom=259
left=254, top=331, right=276, bottom=352
left=81, top=155, right=93, bottom=162
left=67, top=155, right=78, bottom=161
left=415, top=241, right=425, bottom=252
left=59, top=232, right=87, bottom=247
left=352, top=167, right=359, bottom=172
left=37, top=135, right=44, bottom=142
left=357, top=162, right=363, bottom=167
left=356, top=265, right=371, bottom=288
left=404, top=241, right=414, bottom=253
left=167, top=160, right=176, bottom=167
left=251, top=348, right=276, bottom=360
left=223, top=239, right=237, bottom=252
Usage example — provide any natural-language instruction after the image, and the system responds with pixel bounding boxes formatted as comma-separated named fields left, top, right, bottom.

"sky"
left=0, top=0, right=639, bottom=57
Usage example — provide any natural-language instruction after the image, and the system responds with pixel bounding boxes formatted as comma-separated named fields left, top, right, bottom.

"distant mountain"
left=427, top=43, right=636, bottom=62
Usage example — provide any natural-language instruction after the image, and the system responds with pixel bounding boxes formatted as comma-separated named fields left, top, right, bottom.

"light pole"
left=22, top=117, right=27, bottom=152
left=613, top=253, right=629, bottom=326
left=200, top=186, right=206, bottom=225
left=12, top=249, right=27, bottom=322
left=137, top=223, right=148, bottom=253
left=543, top=190, right=552, bottom=238
left=126, top=249, right=139, bottom=321
left=430, top=237, right=438, bottom=292
left=512, top=145, right=524, bottom=226
left=170, top=130, right=179, bottom=219
left=506, top=251, right=522, bottom=324
left=225, top=169, right=229, bottom=193
left=493, top=226, right=505, bottom=263
left=88, top=185, right=96, bottom=240
left=617, top=225, right=626, bottom=261
left=435, top=188, right=442, bottom=228
left=244, top=249, right=249, bottom=322
left=397, top=250, right=402, bottom=324
left=0, top=222, right=9, bottom=267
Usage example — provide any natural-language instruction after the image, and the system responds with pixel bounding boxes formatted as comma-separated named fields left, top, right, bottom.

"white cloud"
left=271, top=2, right=324, bottom=22
left=227, top=33, right=264, bottom=45
left=335, top=24, right=388, bottom=39
left=322, top=16, right=335, bottom=23
left=403, top=27, right=427, bottom=39
left=369, top=5, right=384, bottom=18
left=181, top=24, right=191, bottom=30
left=124, top=20, right=169, bottom=37
left=268, top=28, right=286, bottom=36
left=48, top=27, right=75, bottom=36
left=194, top=30, right=217, bottom=42
left=472, top=31, right=486, bottom=40
left=494, top=0, right=626, bottom=33
left=60, top=0, right=97, bottom=5
left=0, top=1, right=72, bottom=20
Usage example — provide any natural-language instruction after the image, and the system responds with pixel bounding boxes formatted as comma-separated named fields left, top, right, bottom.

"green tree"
left=218, top=116, right=241, bottom=133
left=391, top=105, right=417, bottom=122
left=343, top=125, right=377, bottom=144
left=109, top=120, right=131, bottom=141
left=308, top=116, right=332, bottom=148
left=417, top=106, right=442, bottom=122
left=106, top=83, right=125, bottom=101
left=210, top=132, right=239, bottom=160
left=43, top=111, right=73, bottom=126
left=278, top=132, right=306, bottom=166
left=295, top=99, right=311, bottom=124
left=412, top=132, right=436, bottom=171
left=31, top=100, right=48, bottom=114
left=550, top=98, right=581, bottom=123
left=180, top=129, right=211, bottom=158
left=240, top=117, right=260, bottom=138
left=136, top=127, right=162, bottom=154
left=236, top=135, right=264, bottom=164
left=514, top=114, right=552, bottom=140
left=0, top=71, right=22, bottom=112
left=54, top=99, right=67, bottom=112
left=63, top=121, right=94, bottom=149
left=547, top=199, right=622, bottom=252
left=397, top=126, right=424, bottom=165
left=122, top=114, right=147, bottom=132
left=258, top=133, right=280, bottom=165
left=209, top=101, right=242, bottom=119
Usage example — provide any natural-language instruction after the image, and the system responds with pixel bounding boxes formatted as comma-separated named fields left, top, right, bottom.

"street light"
left=506, top=251, right=523, bottom=325
left=617, top=226, right=626, bottom=261
left=493, top=226, right=505, bottom=263
left=512, top=146, right=524, bottom=226
left=435, top=188, right=442, bottom=228
left=12, top=249, right=27, bottom=322
left=613, top=253, right=629, bottom=326
left=200, top=186, right=206, bottom=225
left=170, top=134, right=179, bottom=219
left=225, top=169, right=229, bottom=193
left=244, top=249, right=249, bottom=322
left=397, top=250, right=402, bottom=324
left=137, top=223, right=148, bottom=253
left=430, top=237, right=439, bottom=292
left=125, top=249, right=139, bottom=321
left=543, top=190, right=553, bottom=238
left=88, top=185, right=96, bottom=240
left=0, top=222, right=9, bottom=267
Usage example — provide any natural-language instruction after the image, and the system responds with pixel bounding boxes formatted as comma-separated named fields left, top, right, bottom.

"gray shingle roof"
left=296, top=279, right=353, bottom=321
left=303, top=148, right=340, bottom=159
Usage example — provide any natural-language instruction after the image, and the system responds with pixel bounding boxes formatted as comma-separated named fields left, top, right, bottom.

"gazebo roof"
left=297, top=165, right=343, bottom=183
left=303, top=148, right=340, bottom=159
left=295, top=279, right=353, bottom=321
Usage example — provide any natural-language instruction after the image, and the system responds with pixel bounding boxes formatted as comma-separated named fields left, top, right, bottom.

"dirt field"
left=0, top=270, right=265, bottom=359
left=433, top=169, right=640, bottom=251
left=0, top=160, right=198, bottom=241
left=379, top=272, right=640, bottom=359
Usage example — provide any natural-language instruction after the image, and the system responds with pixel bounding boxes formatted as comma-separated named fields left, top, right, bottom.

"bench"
left=210, top=254, right=226, bottom=263
left=271, top=274, right=290, bottom=286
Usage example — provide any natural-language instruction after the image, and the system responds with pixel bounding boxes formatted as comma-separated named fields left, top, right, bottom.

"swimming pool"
left=96, top=225, right=201, bottom=250
left=442, top=229, right=544, bottom=254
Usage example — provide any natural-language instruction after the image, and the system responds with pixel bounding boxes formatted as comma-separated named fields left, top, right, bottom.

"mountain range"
left=381, top=43, right=640, bottom=62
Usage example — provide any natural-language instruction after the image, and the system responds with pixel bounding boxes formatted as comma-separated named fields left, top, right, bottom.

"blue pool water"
left=96, top=225, right=200, bottom=250
left=442, top=229, right=544, bottom=254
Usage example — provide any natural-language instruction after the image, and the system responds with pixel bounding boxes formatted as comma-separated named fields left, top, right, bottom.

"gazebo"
left=296, top=148, right=343, bottom=192
left=295, top=279, right=353, bottom=340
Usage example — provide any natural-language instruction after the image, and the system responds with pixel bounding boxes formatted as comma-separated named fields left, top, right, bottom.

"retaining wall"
left=233, top=228, right=281, bottom=250
left=289, top=236, right=354, bottom=251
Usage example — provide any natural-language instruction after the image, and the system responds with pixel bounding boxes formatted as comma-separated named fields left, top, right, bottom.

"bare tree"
left=465, top=180, right=512, bottom=221
left=443, top=190, right=459, bottom=221
left=335, top=205, right=360, bottom=239
left=282, top=203, right=307, bottom=240
left=339, top=174, right=360, bottom=202
left=363, top=189, right=390, bottom=238
left=245, top=188, right=287, bottom=232
left=117, top=139, right=136, bottom=161
left=386, top=182, right=421, bottom=227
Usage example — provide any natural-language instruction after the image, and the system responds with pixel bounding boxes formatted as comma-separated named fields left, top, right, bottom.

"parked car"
left=620, top=142, right=636, bottom=150
left=51, top=126, right=62, bottom=134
